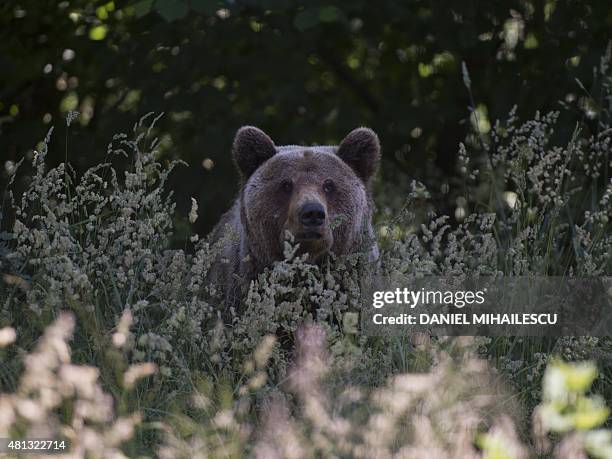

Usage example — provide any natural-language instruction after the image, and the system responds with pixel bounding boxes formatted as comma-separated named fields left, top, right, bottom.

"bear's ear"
left=232, top=126, right=276, bottom=179
left=337, top=127, right=380, bottom=183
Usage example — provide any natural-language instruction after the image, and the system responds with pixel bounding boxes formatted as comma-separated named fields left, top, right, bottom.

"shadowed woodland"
left=0, top=1, right=611, bottom=458
left=2, top=1, right=611, bottom=234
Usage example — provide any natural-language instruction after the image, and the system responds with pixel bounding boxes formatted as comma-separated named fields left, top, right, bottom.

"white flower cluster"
left=0, top=313, right=149, bottom=458
left=0, top=114, right=225, bottom=381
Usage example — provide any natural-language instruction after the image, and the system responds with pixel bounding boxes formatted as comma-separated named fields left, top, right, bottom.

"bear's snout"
left=283, top=192, right=333, bottom=260
left=299, top=202, right=326, bottom=228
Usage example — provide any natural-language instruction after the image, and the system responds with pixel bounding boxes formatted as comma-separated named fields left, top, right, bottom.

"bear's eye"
left=280, top=180, right=293, bottom=193
left=323, top=179, right=335, bottom=194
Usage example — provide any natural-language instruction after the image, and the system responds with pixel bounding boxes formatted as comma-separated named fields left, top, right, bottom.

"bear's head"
left=232, top=126, right=380, bottom=268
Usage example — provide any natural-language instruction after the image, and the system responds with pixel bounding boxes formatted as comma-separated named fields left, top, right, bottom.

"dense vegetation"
left=1, top=72, right=610, bottom=454
left=2, top=1, right=611, bottom=234
left=0, top=1, right=611, bottom=457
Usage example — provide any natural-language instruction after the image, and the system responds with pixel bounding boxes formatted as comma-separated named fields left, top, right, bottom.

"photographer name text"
left=372, top=312, right=558, bottom=325
left=371, top=288, right=558, bottom=326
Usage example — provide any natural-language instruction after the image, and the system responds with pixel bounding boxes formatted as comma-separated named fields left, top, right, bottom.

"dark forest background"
left=1, top=0, right=610, bottom=235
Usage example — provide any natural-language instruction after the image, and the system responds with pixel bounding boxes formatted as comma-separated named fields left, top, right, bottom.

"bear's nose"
left=299, top=202, right=326, bottom=227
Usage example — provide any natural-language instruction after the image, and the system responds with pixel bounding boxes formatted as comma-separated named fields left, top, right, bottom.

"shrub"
left=0, top=51, right=610, bottom=457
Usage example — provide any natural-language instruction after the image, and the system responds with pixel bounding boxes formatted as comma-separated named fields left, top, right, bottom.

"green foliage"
left=0, top=85, right=609, bottom=455
left=533, top=361, right=612, bottom=458
left=0, top=4, right=611, bottom=455
left=2, top=0, right=611, bottom=235
left=540, top=361, right=609, bottom=432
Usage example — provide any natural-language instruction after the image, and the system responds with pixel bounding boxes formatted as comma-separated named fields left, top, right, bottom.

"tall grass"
left=0, top=52, right=610, bottom=457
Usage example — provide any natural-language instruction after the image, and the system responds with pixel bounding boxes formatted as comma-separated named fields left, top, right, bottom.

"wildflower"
left=0, top=327, right=16, bottom=347
left=124, top=363, right=158, bottom=389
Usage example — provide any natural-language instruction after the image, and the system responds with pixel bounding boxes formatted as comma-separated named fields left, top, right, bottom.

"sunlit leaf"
left=60, top=92, right=79, bottom=112
left=564, top=362, right=598, bottom=392
left=476, top=432, right=513, bottom=459
left=89, top=25, right=108, bottom=41
left=96, top=6, right=109, bottom=20
left=573, top=408, right=610, bottom=430
left=572, top=396, right=610, bottom=430
left=96, top=2, right=115, bottom=20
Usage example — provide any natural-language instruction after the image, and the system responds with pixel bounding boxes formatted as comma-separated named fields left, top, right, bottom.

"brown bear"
left=209, top=126, right=380, bottom=307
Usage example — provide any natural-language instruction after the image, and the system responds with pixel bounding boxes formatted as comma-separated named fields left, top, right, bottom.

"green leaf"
left=572, top=397, right=610, bottom=430
left=89, top=25, right=108, bottom=40
left=133, top=0, right=154, bottom=18
left=476, top=432, right=513, bottom=459
left=573, top=408, right=610, bottom=430
left=564, top=362, right=598, bottom=392
left=155, top=0, right=189, bottom=22
left=543, top=361, right=598, bottom=401
left=96, top=6, right=109, bottom=20
left=318, top=5, right=343, bottom=23
left=294, top=8, right=319, bottom=31
left=60, top=92, right=79, bottom=112
left=190, top=0, right=217, bottom=15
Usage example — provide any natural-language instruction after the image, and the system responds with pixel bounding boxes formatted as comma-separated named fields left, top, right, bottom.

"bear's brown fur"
left=209, top=126, right=380, bottom=307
